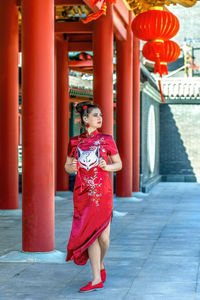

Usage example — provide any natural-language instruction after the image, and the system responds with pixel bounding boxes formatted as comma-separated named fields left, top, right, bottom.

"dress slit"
left=66, top=211, right=113, bottom=265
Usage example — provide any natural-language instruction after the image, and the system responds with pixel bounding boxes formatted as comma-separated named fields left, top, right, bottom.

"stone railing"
left=69, top=74, right=200, bottom=100
left=159, top=78, right=200, bottom=99
left=69, top=75, right=93, bottom=90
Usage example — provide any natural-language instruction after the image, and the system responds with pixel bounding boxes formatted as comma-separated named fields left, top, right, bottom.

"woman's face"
left=84, top=108, right=102, bottom=129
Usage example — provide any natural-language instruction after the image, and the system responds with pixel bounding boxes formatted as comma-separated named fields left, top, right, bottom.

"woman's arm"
left=99, top=154, right=122, bottom=172
left=64, top=156, right=78, bottom=174
left=107, top=153, right=122, bottom=172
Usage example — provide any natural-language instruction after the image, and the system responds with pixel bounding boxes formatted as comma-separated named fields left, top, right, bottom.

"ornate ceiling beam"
left=17, top=0, right=129, bottom=42
left=17, top=0, right=84, bottom=6
left=16, top=0, right=198, bottom=12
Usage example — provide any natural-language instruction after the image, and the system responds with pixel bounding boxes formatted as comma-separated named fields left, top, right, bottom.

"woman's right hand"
left=70, top=158, right=78, bottom=172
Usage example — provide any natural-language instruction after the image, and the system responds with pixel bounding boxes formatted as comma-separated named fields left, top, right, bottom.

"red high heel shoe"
left=101, top=264, right=106, bottom=283
left=79, top=281, right=103, bottom=292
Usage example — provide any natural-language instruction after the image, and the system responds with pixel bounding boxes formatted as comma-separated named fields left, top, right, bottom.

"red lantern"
left=131, top=6, right=180, bottom=103
left=142, top=40, right=180, bottom=76
left=131, top=7, right=180, bottom=41
left=161, top=40, right=181, bottom=62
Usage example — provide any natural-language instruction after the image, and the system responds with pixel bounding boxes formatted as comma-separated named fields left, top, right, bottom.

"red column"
left=22, top=0, right=54, bottom=251
left=93, top=5, right=114, bottom=183
left=54, top=9, right=57, bottom=196
left=0, top=0, right=19, bottom=209
left=56, top=37, right=70, bottom=190
left=18, top=114, right=21, bottom=145
left=116, top=12, right=133, bottom=197
left=93, top=4, right=114, bottom=135
left=132, top=35, right=140, bottom=192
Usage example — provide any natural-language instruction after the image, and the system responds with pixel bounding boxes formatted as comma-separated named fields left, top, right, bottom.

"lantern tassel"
left=154, top=61, right=169, bottom=77
left=160, top=63, right=168, bottom=76
left=158, top=79, right=166, bottom=103
left=154, top=58, right=162, bottom=77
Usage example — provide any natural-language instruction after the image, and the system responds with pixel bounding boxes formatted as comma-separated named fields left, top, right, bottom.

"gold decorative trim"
left=125, top=0, right=197, bottom=15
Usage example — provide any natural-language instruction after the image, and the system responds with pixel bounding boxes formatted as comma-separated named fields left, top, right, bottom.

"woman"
left=64, top=101, right=122, bottom=292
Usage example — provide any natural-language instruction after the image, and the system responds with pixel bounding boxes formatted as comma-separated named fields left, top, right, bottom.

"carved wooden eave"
left=17, top=0, right=130, bottom=42
left=125, top=0, right=197, bottom=15
left=16, top=0, right=198, bottom=20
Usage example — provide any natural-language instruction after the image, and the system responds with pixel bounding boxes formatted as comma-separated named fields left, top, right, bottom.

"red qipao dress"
left=66, top=128, right=119, bottom=265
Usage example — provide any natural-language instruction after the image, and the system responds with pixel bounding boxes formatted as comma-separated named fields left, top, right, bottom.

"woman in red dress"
left=64, top=101, right=122, bottom=292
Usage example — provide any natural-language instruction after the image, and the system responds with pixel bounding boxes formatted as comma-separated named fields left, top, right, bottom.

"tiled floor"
left=0, top=182, right=200, bottom=300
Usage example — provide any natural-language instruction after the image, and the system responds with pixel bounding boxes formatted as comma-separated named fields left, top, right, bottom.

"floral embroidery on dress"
left=94, top=140, right=101, bottom=146
left=89, top=146, right=98, bottom=151
left=82, top=168, right=103, bottom=207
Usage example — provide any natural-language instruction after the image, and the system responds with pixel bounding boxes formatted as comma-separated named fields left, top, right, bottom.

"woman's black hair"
left=75, top=101, right=100, bottom=126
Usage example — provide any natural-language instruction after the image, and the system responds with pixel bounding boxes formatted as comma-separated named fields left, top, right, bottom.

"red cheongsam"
left=66, top=128, right=119, bottom=265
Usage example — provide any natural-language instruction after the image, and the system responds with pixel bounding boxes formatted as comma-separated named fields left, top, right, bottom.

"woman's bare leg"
left=88, top=238, right=102, bottom=285
left=98, top=222, right=111, bottom=270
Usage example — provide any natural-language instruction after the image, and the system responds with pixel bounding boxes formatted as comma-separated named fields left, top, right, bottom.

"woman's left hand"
left=98, top=157, right=109, bottom=171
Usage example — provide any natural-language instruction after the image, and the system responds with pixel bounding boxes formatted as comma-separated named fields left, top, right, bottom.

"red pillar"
left=93, top=4, right=114, bottom=135
left=116, top=12, right=133, bottom=197
left=54, top=9, right=57, bottom=196
left=0, top=0, right=19, bottom=209
left=54, top=34, right=57, bottom=195
left=18, top=114, right=21, bottom=145
left=93, top=5, right=114, bottom=183
left=22, top=0, right=55, bottom=251
left=56, top=37, right=70, bottom=190
left=132, top=35, right=140, bottom=192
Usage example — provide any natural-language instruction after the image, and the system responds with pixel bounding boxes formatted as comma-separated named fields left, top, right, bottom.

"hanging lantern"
left=131, top=7, right=180, bottom=103
left=131, top=7, right=180, bottom=41
left=142, top=40, right=181, bottom=76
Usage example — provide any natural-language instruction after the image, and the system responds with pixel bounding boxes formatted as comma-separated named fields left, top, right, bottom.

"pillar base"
left=132, top=192, right=150, bottom=197
left=113, top=210, right=128, bottom=217
left=0, top=250, right=66, bottom=263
